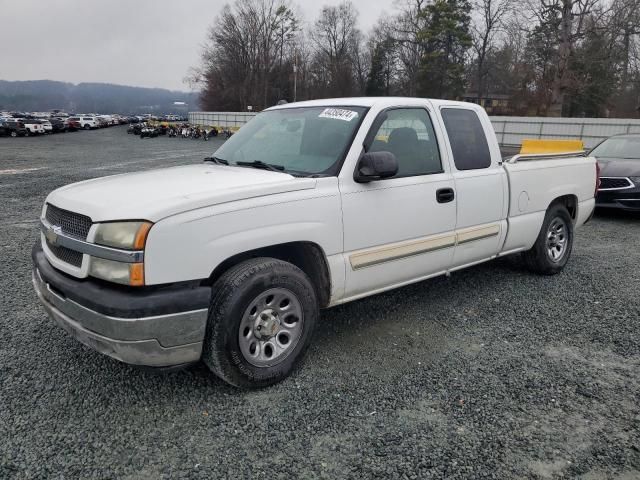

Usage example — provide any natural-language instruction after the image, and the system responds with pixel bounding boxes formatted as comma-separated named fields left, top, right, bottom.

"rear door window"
left=441, top=108, right=491, bottom=170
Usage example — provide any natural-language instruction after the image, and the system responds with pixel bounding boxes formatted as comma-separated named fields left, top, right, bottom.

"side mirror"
left=354, top=151, right=399, bottom=183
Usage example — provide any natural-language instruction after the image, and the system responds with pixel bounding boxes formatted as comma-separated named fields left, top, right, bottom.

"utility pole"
left=293, top=50, right=298, bottom=102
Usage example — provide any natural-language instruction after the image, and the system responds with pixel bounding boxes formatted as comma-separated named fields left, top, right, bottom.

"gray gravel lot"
left=1, top=127, right=639, bottom=479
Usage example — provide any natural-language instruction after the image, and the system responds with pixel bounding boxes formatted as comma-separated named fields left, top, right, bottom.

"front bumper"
left=596, top=189, right=640, bottom=211
left=32, top=245, right=211, bottom=367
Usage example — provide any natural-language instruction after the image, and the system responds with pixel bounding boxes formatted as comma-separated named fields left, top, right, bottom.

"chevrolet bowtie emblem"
left=45, top=225, right=62, bottom=245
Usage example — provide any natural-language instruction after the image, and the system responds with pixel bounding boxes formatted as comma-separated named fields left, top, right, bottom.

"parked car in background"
left=0, top=122, right=13, bottom=136
left=65, top=118, right=81, bottom=132
left=98, top=115, right=117, bottom=127
left=50, top=118, right=67, bottom=133
left=22, top=119, right=45, bottom=136
left=68, top=117, right=83, bottom=129
left=3, top=120, right=28, bottom=137
left=592, top=134, right=640, bottom=211
left=39, top=119, right=53, bottom=134
left=71, top=116, right=98, bottom=130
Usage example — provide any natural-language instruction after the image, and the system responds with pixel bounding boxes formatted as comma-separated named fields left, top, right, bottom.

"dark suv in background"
left=1, top=120, right=28, bottom=137
left=49, top=118, right=67, bottom=133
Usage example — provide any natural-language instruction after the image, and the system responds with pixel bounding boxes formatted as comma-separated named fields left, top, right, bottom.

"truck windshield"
left=212, top=106, right=367, bottom=176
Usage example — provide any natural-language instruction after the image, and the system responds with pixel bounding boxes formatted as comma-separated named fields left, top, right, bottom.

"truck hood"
left=46, top=164, right=316, bottom=222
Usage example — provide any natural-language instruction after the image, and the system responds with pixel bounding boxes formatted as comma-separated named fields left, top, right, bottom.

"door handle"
left=436, top=188, right=455, bottom=204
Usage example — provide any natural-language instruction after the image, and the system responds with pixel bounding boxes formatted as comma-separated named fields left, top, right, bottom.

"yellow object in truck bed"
left=520, top=139, right=584, bottom=154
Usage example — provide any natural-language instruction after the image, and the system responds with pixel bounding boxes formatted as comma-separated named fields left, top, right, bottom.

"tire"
left=84, top=124, right=90, bottom=130
left=202, top=257, right=319, bottom=389
left=10, top=131, right=17, bottom=137
left=522, top=203, right=574, bottom=275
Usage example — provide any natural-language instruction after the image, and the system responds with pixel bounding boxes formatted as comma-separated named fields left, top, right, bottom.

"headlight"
left=94, top=221, right=152, bottom=250
left=90, top=221, right=152, bottom=286
left=89, top=258, right=145, bottom=286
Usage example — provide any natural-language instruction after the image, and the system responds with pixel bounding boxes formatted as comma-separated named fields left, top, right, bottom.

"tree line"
left=190, top=0, right=640, bottom=118
left=0, top=80, right=196, bottom=114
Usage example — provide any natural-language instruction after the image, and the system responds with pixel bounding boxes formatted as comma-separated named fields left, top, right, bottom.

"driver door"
left=340, top=107, right=457, bottom=299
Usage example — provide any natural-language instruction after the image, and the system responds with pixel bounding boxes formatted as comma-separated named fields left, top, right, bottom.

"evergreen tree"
left=417, top=0, right=472, bottom=99
left=566, top=24, right=619, bottom=117
left=366, top=39, right=393, bottom=96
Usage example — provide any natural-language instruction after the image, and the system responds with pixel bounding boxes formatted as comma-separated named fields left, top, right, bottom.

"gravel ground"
left=1, top=127, right=639, bottom=479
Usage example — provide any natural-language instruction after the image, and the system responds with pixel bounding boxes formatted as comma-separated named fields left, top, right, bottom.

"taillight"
left=595, top=161, right=601, bottom=196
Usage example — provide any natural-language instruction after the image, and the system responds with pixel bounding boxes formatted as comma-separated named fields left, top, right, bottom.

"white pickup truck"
left=33, top=98, right=598, bottom=388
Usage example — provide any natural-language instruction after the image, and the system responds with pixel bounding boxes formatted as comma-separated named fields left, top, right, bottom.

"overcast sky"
left=2, top=0, right=393, bottom=91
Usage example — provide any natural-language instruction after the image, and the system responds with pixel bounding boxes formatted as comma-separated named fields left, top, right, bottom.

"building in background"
left=463, top=93, right=513, bottom=116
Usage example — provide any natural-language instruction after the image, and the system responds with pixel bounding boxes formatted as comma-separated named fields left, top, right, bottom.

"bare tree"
left=311, top=1, right=362, bottom=96
left=351, top=30, right=371, bottom=94
left=389, top=0, right=430, bottom=95
left=471, top=0, right=513, bottom=102
left=526, top=0, right=602, bottom=116
left=190, top=0, right=640, bottom=117
left=194, top=0, right=299, bottom=110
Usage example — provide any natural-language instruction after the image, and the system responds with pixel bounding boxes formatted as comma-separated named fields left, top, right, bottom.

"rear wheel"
left=202, top=258, right=318, bottom=388
left=84, top=124, right=90, bottom=130
left=10, top=131, right=17, bottom=137
left=522, top=203, right=574, bottom=275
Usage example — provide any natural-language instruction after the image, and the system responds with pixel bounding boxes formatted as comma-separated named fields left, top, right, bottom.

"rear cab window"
left=441, top=108, right=492, bottom=170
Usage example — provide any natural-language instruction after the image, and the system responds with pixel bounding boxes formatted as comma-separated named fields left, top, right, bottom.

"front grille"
left=599, top=177, right=633, bottom=190
left=45, top=204, right=92, bottom=240
left=46, top=239, right=83, bottom=267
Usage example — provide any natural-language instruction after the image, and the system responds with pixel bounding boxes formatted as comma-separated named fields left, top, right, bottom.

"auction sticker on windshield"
left=319, top=108, right=359, bottom=122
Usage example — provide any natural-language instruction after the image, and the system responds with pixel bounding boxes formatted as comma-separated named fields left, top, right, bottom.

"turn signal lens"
left=133, top=222, right=153, bottom=250
left=129, top=263, right=145, bottom=287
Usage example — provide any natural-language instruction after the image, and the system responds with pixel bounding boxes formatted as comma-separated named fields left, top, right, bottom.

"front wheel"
left=10, top=131, right=17, bottom=137
left=202, top=258, right=318, bottom=388
left=522, top=203, right=574, bottom=275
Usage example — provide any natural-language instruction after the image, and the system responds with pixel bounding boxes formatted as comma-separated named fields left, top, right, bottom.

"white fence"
left=189, top=111, right=256, bottom=129
left=190, top=111, right=640, bottom=148
left=491, top=116, right=640, bottom=148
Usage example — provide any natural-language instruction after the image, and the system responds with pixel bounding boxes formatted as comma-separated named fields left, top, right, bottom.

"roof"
left=267, top=97, right=477, bottom=111
left=464, top=93, right=511, bottom=100
left=610, top=133, right=640, bottom=138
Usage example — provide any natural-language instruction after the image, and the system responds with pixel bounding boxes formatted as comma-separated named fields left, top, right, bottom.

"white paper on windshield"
left=318, top=108, right=359, bottom=122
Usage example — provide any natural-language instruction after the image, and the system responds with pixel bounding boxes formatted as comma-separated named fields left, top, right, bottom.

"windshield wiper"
left=203, top=156, right=228, bottom=165
left=236, top=160, right=285, bottom=173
